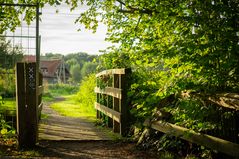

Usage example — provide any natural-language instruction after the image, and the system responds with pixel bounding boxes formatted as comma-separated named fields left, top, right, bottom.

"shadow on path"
left=35, top=140, right=157, bottom=159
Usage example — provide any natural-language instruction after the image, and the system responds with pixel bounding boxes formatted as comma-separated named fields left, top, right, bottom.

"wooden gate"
left=16, top=62, right=43, bottom=148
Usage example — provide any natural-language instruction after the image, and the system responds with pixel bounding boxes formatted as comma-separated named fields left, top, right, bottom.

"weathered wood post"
left=16, top=63, right=38, bottom=148
left=113, top=74, right=120, bottom=133
left=117, top=68, right=131, bottom=136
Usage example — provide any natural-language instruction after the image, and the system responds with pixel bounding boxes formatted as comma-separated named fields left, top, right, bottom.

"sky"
left=40, top=4, right=112, bottom=55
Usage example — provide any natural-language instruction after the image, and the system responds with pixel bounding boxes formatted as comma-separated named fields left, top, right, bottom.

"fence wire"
left=0, top=4, right=39, bottom=128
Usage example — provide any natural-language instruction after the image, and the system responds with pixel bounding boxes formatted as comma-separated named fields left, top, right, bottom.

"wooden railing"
left=16, top=62, right=43, bottom=148
left=95, top=68, right=131, bottom=136
left=144, top=119, right=239, bottom=157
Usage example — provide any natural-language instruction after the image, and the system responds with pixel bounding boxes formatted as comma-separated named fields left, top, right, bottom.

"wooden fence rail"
left=144, top=120, right=239, bottom=157
left=95, top=68, right=131, bottom=136
left=16, top=62, right=43, bottom=148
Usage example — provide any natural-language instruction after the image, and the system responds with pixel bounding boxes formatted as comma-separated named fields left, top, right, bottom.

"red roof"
left=23, top=55, right=63, bottom=78
left=41, top=60, right=62, bottom=77
left=23, top=55, right=36, bottom=62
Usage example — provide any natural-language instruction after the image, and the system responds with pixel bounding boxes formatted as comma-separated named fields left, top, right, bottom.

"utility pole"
left=62, top=56, right=66, bottom=83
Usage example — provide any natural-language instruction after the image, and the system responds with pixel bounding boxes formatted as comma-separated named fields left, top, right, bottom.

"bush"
left=75, top=74, right=96, bottom=113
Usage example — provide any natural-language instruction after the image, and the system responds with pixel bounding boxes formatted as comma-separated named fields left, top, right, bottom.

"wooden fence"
left=95, top=68, right=131, bottom=136
left=144, top=119, right=239, bottom=157
left=16, top=62, right=43, bottom=148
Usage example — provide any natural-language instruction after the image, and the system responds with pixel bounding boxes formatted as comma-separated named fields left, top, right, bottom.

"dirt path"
left=1, top=98, right=159, bottom=158
left=35, top=98, right=159, bottom=158
left=39, top=97, right=112, bottom=140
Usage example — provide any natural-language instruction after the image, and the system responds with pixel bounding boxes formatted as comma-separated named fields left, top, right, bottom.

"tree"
left=0, top=37, right=23, bottom=69
left=72, top=0, right=239, bottom=91
left=70, top=64, right=81, bottom=83
left=81, top=62, right=97, bottom=78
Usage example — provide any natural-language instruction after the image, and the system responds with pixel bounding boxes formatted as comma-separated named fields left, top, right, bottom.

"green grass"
left=43, top=84, right=78, bottom=102
left=42, top=92, right=55, bottom=102
left=50, top=95, right=96, bottom=121
left=0, top=98, right=16, bottom=113
left=47, top=84, right=78, bottom=97
left=41, top=113, right=49, bottom=119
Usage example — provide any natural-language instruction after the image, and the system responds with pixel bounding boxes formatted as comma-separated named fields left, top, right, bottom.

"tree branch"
left=116, top=0, right=156, bottom=15
left=118, top=9, right=154, bottom=15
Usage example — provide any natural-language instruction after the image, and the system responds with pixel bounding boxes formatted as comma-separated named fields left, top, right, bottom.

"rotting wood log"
left=144, top=119, right=239, bottom=157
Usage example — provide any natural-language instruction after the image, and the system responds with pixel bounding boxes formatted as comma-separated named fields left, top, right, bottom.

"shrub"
left=76, top=74, right=96, bottom=113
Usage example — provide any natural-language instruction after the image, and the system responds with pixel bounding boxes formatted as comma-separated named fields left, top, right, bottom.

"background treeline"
left=42, top=52, right=98, bottom=84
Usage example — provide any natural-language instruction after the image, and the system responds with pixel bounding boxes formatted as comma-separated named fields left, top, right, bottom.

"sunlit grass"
left=47, top=84, right=78, bottom=97
left=50, top=95, right=96, bottom=121
left=41, top=113, right=49, bottom=119
left=42, top=92, right=55, bottom=102
left=0, top=98, right=16, bottom=112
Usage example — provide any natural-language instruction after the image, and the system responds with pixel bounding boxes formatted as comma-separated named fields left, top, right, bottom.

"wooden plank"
left=94, top=87, right=122, bottom=99
left=113, top=74, right=120, bottom=133
left=96, top=68, right=128, bottom=77
left=144, top=120, right=239, bottom=157
left=119, top=73, right=130, bottom=137
left=38, top=102, right=43, bottom=112
left=208, top=97, right=239, bottom=110
left=38, top=85, right=44, bottom=96
left=16, top=63, right=26, bottom=148
left=95, top=103, right=121, bottom=123
left=25, top=63, right=38, bottom=147
left=38, top=102, right=43, bottom=120
left=216, top=93, right=239, bottom=100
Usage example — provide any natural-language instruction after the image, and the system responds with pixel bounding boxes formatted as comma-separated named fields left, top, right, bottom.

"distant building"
left=23, top=55, right=70, bottom=83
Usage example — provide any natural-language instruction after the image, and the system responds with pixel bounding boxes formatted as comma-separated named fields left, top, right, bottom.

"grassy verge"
left=50, top=95, right=96, bottom=121
left=0, top=98, right=16, bottom=115
left=42, top=83, right=78, bottom=102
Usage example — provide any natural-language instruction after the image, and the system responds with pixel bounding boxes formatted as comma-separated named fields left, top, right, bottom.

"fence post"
left=16, top=63, right=38, bottom=148
left=119, top=68, right=131, bottom=136
left=113, top=74, right=120, bottom=133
